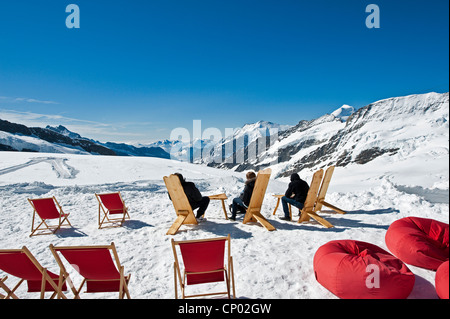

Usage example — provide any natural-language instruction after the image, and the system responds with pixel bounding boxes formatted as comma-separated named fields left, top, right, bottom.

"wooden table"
left=208, top=193, right=229, bottom=220
left=272, top=194, right=298, bottom=220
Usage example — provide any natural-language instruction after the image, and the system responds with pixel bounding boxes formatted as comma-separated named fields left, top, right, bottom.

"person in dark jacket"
left=280, top=173, right=309, bottom=221
left=173, top=173, right=210, bottom=220
left=229, top=171, right=257, bottom=221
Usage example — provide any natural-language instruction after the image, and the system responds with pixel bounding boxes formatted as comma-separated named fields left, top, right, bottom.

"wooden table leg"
left=272, top=198, right=281, bottom=215
left=220, top=199, right=228, bottom=220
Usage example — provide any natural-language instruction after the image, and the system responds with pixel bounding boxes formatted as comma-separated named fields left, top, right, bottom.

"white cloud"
left=0, top=95, right=60, bottom=105
left=14, top=97, right=60, bottom=104
left=0, top=109, right=146, bottom=143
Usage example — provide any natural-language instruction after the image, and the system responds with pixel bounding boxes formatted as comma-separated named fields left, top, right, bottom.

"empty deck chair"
left=49, top=242, right=131, bottom=299
left=164, top=174, right=198, bottom=235
left=171, top=235, right=236, bottom=299
left=242, top=168, right=276, bottom=231
left=95, top=192, right=130, bottom=229
left=0, top=247, right=67, bottom=299
left=28, top=197, right=73, bottom=237
left=298, top=169, right=334, bottom=228
left=314, top=166, right=347, bottom=214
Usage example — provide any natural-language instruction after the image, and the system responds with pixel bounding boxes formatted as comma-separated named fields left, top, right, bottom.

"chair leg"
left=319, top=200, right=347, bottom=214
left=181, top=273, right=186, bottom=299
left=73, top=279, right=86, bottom=299
left=230, top=257, right=236, bottom=299
left=125, top=282, right=131, bottom=299
left=40, top=270, right=47, bottom=299
left=119, top=267, right=124, bottom=299
left=0, top=277, right=20, bottom=299
left=174, top=263, right=178, bottom=299
left=224, top=271, right=231, bottom=299
left=30, top=219, right=47, bottom=237
left=167, top=214, right=188, bottom=235
left=298, top=210, right=311, bottom=223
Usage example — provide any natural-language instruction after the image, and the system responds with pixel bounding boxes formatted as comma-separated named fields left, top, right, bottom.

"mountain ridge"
left=1, top=91, right=448, bottom=180
left=0, top=119, right=170, bottom=158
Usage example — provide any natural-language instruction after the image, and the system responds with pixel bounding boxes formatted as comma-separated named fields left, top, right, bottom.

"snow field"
left=0, top=151, right=448, bottom=299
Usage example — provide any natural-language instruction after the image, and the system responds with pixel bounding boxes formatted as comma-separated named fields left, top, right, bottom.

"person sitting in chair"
left=229, top=171, right=257, bottom=221
left=173, top=173, right=210, bottom=220
left=280, top=173, right=309, bottom=221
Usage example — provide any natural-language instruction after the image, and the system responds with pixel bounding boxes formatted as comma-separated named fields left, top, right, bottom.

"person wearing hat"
left=280, top=173, right=309, bottom=221
left=229, top=171, right=257, bottom=221
left=172, top=173, right=210, bottom=221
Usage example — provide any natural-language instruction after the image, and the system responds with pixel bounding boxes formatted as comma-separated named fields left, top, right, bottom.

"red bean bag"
left=435, top=261, right=449, bottom=299
left=314, top=240, right=415, bottom=299
left=385, top=217, right=449, bottom=271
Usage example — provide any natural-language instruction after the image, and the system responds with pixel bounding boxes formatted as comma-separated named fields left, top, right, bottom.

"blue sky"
left=0, top=0, right=448, bottom=143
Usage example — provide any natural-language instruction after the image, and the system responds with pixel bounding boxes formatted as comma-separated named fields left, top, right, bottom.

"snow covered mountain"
left=205, top=92, right=449, bottom=183
left=331, top=104, right=355, bottom=122
left=197, top=120, right=291, bottom=165
left=273, top=91, right=449, bottom=178
left=143, top=121, right=291, bottom=163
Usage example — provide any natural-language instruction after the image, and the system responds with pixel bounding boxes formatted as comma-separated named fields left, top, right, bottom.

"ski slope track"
left=0, top=156, right=78, bottom=180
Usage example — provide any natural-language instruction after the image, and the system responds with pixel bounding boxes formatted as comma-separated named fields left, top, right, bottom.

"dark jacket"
left=285, top=173, right=309, bottom=204
left=239, top=177, right=256, bottom=206
left=169, top=173, right=203, bottom=206
left=181, top=181, right=203, bottom=206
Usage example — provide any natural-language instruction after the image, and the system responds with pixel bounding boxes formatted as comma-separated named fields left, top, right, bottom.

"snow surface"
left=0, top=151, right=448, bottom=299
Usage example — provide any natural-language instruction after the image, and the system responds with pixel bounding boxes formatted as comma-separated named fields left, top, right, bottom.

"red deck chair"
left=0, top=247, right=67, bottom=299
left=28, top=197, right=72, bottom=237
left=49, top=242, right=131, bottom=299
left=171, top=235, right=236, bottom=299
left=95, top=192, right=130, bottom=229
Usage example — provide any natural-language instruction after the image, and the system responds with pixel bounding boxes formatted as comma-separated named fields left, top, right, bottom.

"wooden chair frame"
left=49, top=242, right=131, bottom=299
left=0, top=247, right=67, bottom=299
left=164, top=174, right=198, bottom=235
left=28, top=197, right=72, bottom=237
left=95, top=192, right=130, bottom=229
left=0, top=276, right=8, bottom=299
left=298, top=169, right=334, bottom=228
left=171, top=235, right=236, bottom=299
left=242, top=168, right=275, bottom=231
left=314, top=166, right=347, bottom=215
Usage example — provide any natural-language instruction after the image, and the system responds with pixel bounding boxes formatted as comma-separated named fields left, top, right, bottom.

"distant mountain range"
left=1, top=92, right=448, bottom=180
left=0, top=120, right=170, bottom=158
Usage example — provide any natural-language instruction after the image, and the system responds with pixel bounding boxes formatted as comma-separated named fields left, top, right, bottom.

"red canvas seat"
left=28, top=197, right=72, bottom=237
left=0, top=247, right=67, bottom=299
left=171, top=235, right=236, bottom=299
left=313, top=240, right=415, bottom=299
left=385, top=217, right=449, bottom=270
left=49, top=243, right=131, bottom=299
left=95, top=192, right=130, bottom=229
